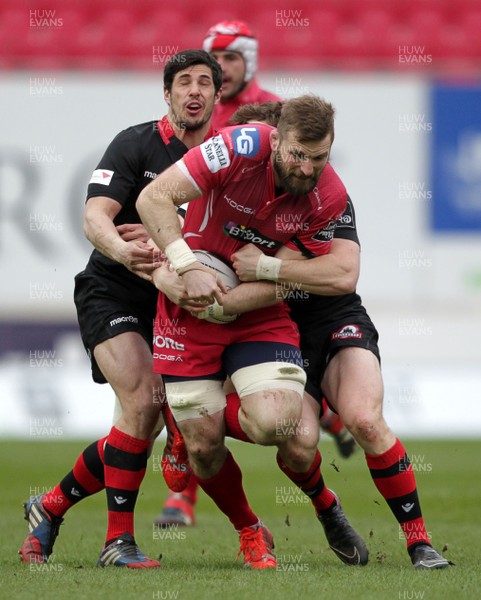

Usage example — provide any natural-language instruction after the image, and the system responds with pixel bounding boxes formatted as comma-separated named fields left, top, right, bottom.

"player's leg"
left=18, top=343, right=161, bottom=565
left=319, top=398, right=357, bottom=458
left=19, top=436, right=107, bottom=563
left=154, top=383, right=251, bottom=528
left=95, top=331, right=162, bottom=568
left=275, top=391, right=368, bottom=566
left=323, top=346, right=449, bottom=569
left=226, top=341, right=367, bottom=566
left=166, top=376, right=275, bottom=569
left=227, top=342, right=306, bottom=446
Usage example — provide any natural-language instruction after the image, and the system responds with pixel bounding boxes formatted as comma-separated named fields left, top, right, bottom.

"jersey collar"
left=156, top=115, right=216, bottom=145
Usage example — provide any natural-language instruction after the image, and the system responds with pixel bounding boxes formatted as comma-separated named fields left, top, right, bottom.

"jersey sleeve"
left=180, top=132, right=233, bottom=193
left=333, top=196, right=360, bottom=245
left=86, top=127, right=142, bottom=206
left=181, top=125, right=271, bottom=193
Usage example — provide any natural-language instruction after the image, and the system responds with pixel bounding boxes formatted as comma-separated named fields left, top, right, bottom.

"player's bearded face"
left=273, top=134, right=331, bottom=196
left=168, top=65, right=218, bottom=131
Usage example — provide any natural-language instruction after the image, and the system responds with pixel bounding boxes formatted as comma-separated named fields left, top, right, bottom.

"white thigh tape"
left=165, top=379, right=226, bottom=422
left=231, top=362, right=306, bottom=398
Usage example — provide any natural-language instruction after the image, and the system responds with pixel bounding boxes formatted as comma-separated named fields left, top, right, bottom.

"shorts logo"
left=153, top=353, right=183, bottom=362
left=232, top=127, right=260, bottom=158
left=200, top=135, right=231, bottom=173
left=332, top=324, right=362, bottom=340
left=153, top=335, right=184, bottom=362
left=154, top=335, right=184, bottom=351
left=89, top=169, right=114, bottom=185
left=109, top=315, right=139, bottom=327
left=223, top=222, right=281, bottom=249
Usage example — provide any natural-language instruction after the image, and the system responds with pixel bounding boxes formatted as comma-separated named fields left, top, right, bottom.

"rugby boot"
left=410, top=544, right=450, bottom=570
left=153, top=491, right=195, bottom=528
left=97, top=533, right=160, bottom=568
left=237, top=521, right=276, bottom=569
left=317, top=492, right=369, bottom=566
left=19, top=493, right=63, bottom=563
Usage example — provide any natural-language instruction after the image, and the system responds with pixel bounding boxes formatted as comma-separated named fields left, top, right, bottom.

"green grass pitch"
left=1, top=439, right=479, bottom=600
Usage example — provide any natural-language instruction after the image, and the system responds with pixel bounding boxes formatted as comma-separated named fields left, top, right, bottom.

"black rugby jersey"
left=82, top=117, right=213, bottom=289
left=287, top=196, right=363, bottom=324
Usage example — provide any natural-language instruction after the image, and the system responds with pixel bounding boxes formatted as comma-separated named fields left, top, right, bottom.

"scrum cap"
left=203, top=20, right=258, bottom=82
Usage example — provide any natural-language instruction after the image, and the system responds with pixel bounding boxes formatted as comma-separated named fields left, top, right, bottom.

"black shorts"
left=296, top=304, right=380, bottom=403
left=74, top=268, right=157, bottom=383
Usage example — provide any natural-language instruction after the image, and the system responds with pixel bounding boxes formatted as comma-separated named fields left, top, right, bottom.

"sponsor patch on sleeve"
left=312, top=218, right=337, bottom=243
left=232, top=127, right=261, bottom=158
left=89, top=169, right=114, bottom=185
left=336, top=197, right=356, bottom=230
left=200, top=135, right=231, bottom=173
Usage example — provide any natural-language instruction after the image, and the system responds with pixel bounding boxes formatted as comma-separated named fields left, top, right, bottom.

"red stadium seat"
left=0, top=0, right=480, bottom=71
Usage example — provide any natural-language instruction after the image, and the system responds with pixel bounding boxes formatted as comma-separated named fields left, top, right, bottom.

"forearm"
left=137, top=187, right=182, bottom=252
left=84, top=209, right=124, bottom=263
left=277, top=254, right=358, bottom=296
left=223, top=281, right=281, bottom=315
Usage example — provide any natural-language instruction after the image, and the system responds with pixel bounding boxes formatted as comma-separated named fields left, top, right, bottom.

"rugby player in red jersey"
left=137, top=95, right=369, bottom=568
left=150, top=100, right=450, bottom=569
left=157, top=21, right=356, bottom=530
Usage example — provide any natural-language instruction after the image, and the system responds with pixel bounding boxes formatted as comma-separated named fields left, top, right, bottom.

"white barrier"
left=1, top=331, right=481, bottom=440
left=1, top=71, right=480, bottom=437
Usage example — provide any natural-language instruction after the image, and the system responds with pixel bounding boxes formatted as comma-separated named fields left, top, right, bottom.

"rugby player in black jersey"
left=19, top=49, right=224, bottom=569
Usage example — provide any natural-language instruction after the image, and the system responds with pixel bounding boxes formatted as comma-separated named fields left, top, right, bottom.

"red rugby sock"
left=366, top=438, right=430, bottom=549
left=195, top=450, right=257, bottom=531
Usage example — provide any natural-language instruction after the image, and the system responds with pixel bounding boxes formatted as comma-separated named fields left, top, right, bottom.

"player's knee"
left=282, top=443, right=317, bottom=471
left=343, top=410, right=384, bottom=445
left=123, top=401, right=161, bottom=433
left=244, top=392, right=303, bottom=445
left=187, top=436, right=224, bottom=467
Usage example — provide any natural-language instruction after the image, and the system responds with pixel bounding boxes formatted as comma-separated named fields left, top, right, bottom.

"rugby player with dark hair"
left=19, top=49, right=223, bottom=569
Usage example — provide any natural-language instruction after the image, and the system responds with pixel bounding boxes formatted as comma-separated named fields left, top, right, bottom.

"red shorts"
left=153, top=295, right=300, bottom=377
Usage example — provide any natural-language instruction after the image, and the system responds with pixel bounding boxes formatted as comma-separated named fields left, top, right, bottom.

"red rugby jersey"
left=178, top=123, right=347, bottom=263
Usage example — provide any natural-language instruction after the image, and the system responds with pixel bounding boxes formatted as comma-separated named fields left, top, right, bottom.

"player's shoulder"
left=186, top=124, right=273, bottom=176
left=109, top=121, right=157, bottom=145
left=317, top=163, right=347, bottom=198
left=218, top=123, right=274, bottom=159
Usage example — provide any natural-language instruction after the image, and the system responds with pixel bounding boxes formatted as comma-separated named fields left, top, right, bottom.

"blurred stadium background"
left=1, top=0, right=481, bottom=440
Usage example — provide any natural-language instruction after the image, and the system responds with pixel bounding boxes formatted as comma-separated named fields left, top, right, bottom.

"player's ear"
left=270, top=129, right=280, bottom=151
left=164, top=87, right=171, bottom=106
left=214, top=87, right=222, bottom=105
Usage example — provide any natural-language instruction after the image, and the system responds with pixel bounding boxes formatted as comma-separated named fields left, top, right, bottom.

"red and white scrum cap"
left=202, top=20, right=258, bottom=83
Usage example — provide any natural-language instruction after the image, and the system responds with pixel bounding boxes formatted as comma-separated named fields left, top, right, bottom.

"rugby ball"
left=192, top=250, right=240, bottom=324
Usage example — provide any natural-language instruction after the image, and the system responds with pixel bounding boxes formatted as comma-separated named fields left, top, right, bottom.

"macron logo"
left=70, top=488, right=82, bottom=498
left=402, top=503, right=415, bottom=513
left=114, top=496, right=128, bottom=505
